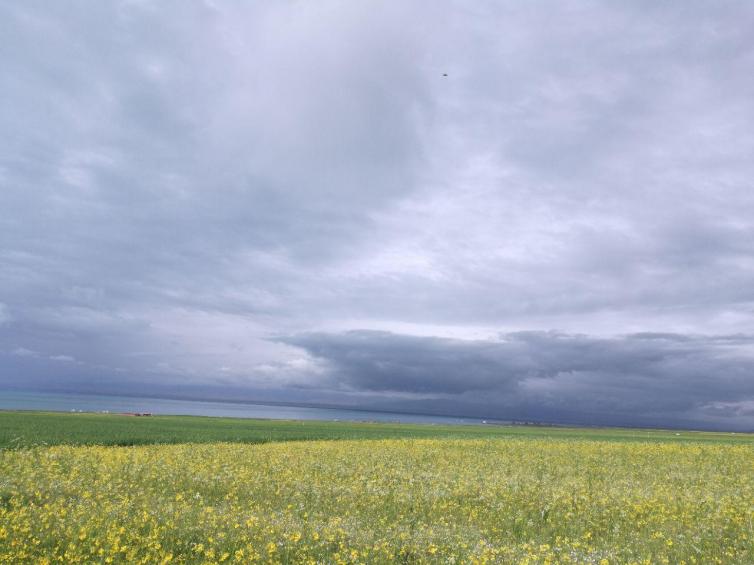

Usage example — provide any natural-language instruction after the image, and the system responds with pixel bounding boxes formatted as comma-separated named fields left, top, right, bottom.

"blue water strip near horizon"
left=0, top=390, right=489, bottom=425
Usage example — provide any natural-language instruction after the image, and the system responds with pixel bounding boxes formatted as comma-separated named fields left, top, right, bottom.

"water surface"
left=0, top=390, right=483, bottom=425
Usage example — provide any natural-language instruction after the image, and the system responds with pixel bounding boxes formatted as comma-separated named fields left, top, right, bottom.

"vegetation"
left=2, top=413, right=754, bottom=563
left=1, top=411, right=751, bottom=449
left=2, top=438, right=754, bottom=563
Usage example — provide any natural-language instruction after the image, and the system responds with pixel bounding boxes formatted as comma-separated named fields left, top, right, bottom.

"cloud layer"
left=282, top=330, right=754, bottom=430
left=2, top=1, right=754, bottom=429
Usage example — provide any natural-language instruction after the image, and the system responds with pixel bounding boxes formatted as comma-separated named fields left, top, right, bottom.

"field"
left=1, top=413, right=754, bottom=564
left=2, top=411, right=751, bottom=449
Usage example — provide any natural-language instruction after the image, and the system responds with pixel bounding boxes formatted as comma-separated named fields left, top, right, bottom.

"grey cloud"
left=281, top=330, right=525, bottom=394
left=1, top=1, right=431, bottom=379
left=281, top=330, right=754, bottom=430
left=1, top=1, right=429, bottom=299
left=0, top=304, right=10, bottom=326
left=49, top=355, right=76, bottom=363
left=2, top=2, right=754, bottom=429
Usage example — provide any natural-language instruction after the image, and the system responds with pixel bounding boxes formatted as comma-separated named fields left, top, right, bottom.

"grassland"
left=1, top=411, right=751, bottom=449
left=2, top=412, right=754, bottom=564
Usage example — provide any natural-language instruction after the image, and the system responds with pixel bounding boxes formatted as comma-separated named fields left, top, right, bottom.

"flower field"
left=1, top=438, right=753, bottom=564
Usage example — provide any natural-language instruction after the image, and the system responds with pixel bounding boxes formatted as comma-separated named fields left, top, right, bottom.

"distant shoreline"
left=2, top=389, right=750, bottom=433
left=0, top=390, right=491, bottom=426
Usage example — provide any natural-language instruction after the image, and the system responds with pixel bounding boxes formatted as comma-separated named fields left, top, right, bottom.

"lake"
left=0, top=390, right=485, bottom=425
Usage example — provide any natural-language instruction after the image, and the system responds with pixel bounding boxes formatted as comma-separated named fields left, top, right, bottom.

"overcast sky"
left=2, top=1, right=754, bottom=429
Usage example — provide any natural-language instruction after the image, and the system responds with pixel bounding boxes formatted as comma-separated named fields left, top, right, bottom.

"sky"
left=2, top=1, right=754, bottom=430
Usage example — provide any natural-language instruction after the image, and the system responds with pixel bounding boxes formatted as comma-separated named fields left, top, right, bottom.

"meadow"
left=1, top=413, right=754, bottom=564
left=1, top=411, right=750, bottom=448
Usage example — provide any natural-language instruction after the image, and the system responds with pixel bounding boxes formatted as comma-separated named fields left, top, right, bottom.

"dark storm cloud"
left=2, top=1, right=754, bottom=429
left=282, top=330, right=526, bottom=394
left=281, top=330, right=754, bottom=430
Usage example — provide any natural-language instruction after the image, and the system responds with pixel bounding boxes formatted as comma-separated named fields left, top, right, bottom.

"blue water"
left=0, top=390, right=484, bottom=425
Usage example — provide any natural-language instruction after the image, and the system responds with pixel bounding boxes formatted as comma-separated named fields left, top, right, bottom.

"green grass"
left=1, top=410, right=752, bottom=449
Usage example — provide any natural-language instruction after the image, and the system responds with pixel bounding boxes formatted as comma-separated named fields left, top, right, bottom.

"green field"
left=2, top=412, right=754, bottom=564
left=1, top=411, right=751, bottom=449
